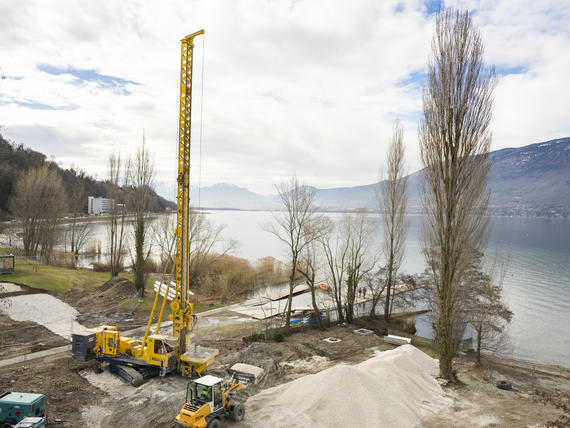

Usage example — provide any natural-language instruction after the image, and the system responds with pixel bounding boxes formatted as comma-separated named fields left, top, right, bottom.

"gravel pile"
left=245, top=344, right=452, bottom=428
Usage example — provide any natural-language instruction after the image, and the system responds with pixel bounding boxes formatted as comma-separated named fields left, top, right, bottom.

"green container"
left=0, top=392, right=45, bottom=426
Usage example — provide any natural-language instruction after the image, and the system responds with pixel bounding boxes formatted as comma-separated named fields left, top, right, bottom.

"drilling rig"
left=71, top=29, right=219, bottom=386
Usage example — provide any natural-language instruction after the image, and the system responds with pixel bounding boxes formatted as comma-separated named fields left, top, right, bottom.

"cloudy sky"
left=1, top=0, right=569, bottom=199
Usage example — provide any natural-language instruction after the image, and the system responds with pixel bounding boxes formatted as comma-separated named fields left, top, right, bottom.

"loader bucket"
left=228, top=363, right=265, bottom=384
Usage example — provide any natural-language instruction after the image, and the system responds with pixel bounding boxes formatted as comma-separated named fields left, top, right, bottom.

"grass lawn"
left=6, top=262, right=132, bottom=293
left=1, top=249, right=226, bottom=315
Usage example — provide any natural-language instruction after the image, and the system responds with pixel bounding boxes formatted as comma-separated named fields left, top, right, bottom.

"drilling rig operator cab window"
left=154, top=340, right=167, bottom=354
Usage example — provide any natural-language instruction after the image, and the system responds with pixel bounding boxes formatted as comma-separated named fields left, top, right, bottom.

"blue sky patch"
left=38, top=64, right=139, bottom=92
left=425, top=0, right=442, bottom=15
left=495, top=65, right=526, bottom=76
left=8, top=101, right=78, bottom=111
left=399, top=70, right=427, bottom=88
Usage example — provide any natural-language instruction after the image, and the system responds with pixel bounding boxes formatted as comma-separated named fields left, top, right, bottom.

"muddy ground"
left=0, top=283, right=70, bottom=360
left=2, top=325, right=569, bottom=427
left=1, top=277, right=569, bottom=427
left=0, top=313, right=69, bottom=360
left=0, top=278, right=147, bottom=360
left=0, top=358, right=106, bottom=424
left=61, top=277, right=150, bottom=330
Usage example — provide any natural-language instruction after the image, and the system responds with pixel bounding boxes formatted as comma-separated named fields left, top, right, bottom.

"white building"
left=88, top=196, right=112, bottom=215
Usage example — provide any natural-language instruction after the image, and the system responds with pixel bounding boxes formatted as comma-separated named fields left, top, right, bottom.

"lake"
left=70, top=211, right=570, bottom=368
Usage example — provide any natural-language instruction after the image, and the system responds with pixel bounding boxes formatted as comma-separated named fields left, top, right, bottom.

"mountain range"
left=190, top=137, right=570, bottom=217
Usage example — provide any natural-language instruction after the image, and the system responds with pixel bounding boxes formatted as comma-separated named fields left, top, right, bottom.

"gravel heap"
left=245, top=344, right=452, bottom=428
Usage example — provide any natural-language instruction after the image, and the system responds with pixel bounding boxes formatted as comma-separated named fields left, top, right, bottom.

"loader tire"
left=231, top=403, right=245, bottom=422
left=206, top=418, right=221, bottom=428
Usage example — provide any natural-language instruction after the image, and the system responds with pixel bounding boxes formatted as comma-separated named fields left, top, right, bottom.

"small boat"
left=318, top=282, right=329, bottom=291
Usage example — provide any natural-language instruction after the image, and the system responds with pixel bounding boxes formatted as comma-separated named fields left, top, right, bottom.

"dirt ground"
left=3, top=322, right=569, bottom=427
left=60, top=277, right=150, bottom=330
left=2, top=277, right=569, bottom=427
left=0, top=313, right=69, bottom=360
left=75, top=325, right=395, bottom=427
left=422, top=354, right=570, bottom=427
left=0, top=357, right=106, bottom=424
left=0, top=278, right=147, bottom=360
left=0, top=283, right=70, bottom=359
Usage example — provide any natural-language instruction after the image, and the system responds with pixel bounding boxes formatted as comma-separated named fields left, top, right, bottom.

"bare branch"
left=265, top=176, right=320, bottom=333
left=377, top=120, right=409, bottom=320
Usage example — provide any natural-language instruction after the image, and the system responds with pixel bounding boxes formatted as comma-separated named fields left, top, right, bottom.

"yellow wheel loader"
left=175, top=375, right=243, bottom=428
left=175, top=363, right=264, bottom=428
left=176, top=363, right=265, bottom=428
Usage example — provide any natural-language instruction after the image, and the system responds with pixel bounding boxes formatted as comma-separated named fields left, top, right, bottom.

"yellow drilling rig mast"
left=173, top=28, right=204, bottom=364
left=72, top=30, right=218, bottom=386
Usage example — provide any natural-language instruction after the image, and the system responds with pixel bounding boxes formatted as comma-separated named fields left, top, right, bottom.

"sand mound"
left=245, top=345, right=452, bottom=428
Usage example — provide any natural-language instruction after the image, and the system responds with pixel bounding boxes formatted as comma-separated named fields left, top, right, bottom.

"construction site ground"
left=1, top=279, right=569, bottom=427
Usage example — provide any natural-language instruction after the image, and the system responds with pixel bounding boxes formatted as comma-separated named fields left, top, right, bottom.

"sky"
left=1, top=0, right=569, bottom=199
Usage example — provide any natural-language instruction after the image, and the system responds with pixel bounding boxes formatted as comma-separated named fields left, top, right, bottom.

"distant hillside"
left=0, top=134, right=175, bottom=218
left=195, top=137, right=570, bottom=217
left=190, top=183, right=274, bottom=210
left=486, top=138, right=570, bottom=216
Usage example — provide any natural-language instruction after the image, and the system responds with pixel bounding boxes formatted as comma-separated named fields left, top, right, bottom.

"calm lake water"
left=74, top=211, right=570, bottom=368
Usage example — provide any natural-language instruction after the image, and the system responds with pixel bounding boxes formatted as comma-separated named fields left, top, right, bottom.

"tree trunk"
left=134, top=215, right=146, bottom=297
left=439, top=350, right=454, bottom=380
left=384, top=262, right=393, bottom=322
left=437, top=301, right=455, bottom=381
left=335, top=292, right=344, bottom=323
left=309, top=284, right=324, bottom=330
left=345, top=273, right=354, bottom=323
left=284, top=264, right=296, bottom=334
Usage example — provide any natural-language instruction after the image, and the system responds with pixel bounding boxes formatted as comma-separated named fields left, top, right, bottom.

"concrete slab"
left=353, top=328, right=374, bottom=336
left=384, top=334, right=412, bottom=345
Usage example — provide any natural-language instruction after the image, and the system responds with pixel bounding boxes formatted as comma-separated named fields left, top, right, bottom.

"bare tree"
left=366, top=267, right=387, bottom=318
left=129, top=136, right=155, bottom=296
left=9, top=165, right=68, bottom=262
left=419, top=9, right=496, bottom=380
left=66, top=179, right=93, bottom=256
left=342, top=210, right=376, bottom=323
left=378, top=120, right=409, bottom=321
left=151, top=210, right=177, bottom=274
left=187, top=209, right=238, bottom=289
left=320, top=216, right=349, bottom=323
left=297, top=238, right=325, bottom=330
left=267, top=176, right=320, bottom=334
left=151, top=208, right=238, bottom=294
left=320, top=212, right=375, bottom=323
left=467, top=253, right=513, bottom=365
left=107, top=152, right=128, bottom=277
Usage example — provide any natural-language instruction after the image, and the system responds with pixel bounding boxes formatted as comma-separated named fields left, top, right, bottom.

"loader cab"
left=187, top=375, right=224, bottom=411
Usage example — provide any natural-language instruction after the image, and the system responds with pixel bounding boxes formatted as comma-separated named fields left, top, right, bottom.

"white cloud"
left=0, top=0, right=568, bottom=198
